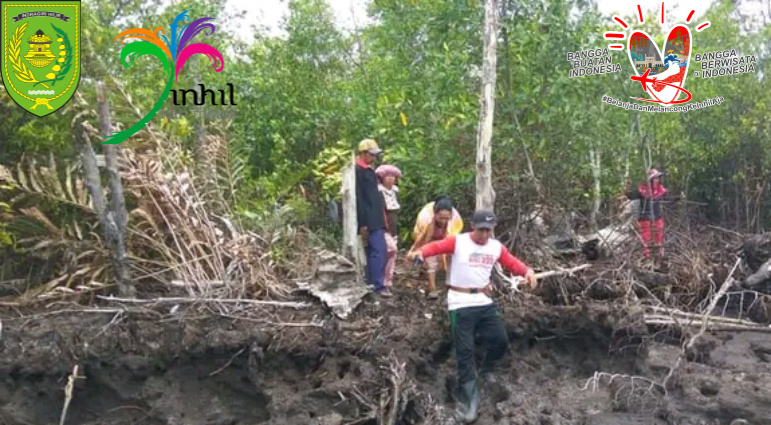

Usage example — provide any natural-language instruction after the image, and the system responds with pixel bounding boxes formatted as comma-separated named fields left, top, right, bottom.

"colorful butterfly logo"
left=104, top=10, right=225, bottom=144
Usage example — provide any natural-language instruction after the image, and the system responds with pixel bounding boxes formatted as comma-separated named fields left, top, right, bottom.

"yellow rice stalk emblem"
left=1, top=0, right=81, bottom=117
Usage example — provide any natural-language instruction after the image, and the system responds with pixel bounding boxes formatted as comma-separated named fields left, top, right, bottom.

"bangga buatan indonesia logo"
left=106, top=9, right=225, bottom=144
left=604, top=3, right=711, bottom=105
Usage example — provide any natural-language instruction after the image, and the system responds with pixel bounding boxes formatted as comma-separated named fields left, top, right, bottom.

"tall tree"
left=475, top=0, right=498, bottom=210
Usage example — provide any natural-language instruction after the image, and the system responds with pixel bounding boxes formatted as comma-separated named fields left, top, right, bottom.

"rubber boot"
left=459, top=379, right=480, bottom=423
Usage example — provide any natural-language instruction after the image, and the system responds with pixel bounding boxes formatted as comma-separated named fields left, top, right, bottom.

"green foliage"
left=2, top=0, right=771, bottom=243
left=311, top=140, right=352, bottom=202
left=0, top=199, right=13, bottom=247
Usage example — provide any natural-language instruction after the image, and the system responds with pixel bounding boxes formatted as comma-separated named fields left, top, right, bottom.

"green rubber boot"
left=459, top=379, right=480, bottom=423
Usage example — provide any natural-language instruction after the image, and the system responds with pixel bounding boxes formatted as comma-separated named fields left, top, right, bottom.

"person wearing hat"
left=625, top=168, right=668, bottom=260
left=407, top=210, right=537, bottom=423
left=409, top=195, right=464, bottom=299
left=356, top=139, right=391, bottom=297
left=376, top=164, right=402, bottom=291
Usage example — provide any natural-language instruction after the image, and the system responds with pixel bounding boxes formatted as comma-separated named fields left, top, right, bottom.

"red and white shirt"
left=420, top=233, right=530, bottom=311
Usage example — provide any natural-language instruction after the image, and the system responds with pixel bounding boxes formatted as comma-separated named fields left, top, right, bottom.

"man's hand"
left=524, top=268, right=538, bottom=289
left=407, top=250, right=424, bottom=262
left=360, top=226, right=369, bottom=246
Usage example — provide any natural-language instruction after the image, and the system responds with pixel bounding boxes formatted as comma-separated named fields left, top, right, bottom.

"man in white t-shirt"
left=408, top=209, right=537, bottom=423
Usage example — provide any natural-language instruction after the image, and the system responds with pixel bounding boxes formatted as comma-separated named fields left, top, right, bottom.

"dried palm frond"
left=1, top=129, right=298, bottom=303
left=0, top=153, right=93, bottom=211
left=195, top=131, right=251, bottom=218
left=11, top=206, right=112, bottom=301
left=120, top=146, right=289, bottom=299
left=0, top=154, right=114, bottom=302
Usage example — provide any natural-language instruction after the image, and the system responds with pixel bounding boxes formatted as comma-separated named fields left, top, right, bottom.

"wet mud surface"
left=0, top=286, right=767, bottom=425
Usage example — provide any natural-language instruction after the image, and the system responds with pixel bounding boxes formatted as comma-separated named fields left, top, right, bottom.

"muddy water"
left=0, top=291, right=767, bottom=425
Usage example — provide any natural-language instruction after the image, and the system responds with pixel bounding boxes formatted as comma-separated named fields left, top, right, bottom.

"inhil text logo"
left=106, top=9, right=226, bottom=144
left=170, top=83, right=237, bottom=106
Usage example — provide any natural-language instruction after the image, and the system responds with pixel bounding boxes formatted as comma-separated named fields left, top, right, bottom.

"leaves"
left=1, top=154, right=93, bottom=211
left=2, top=0, right=771, bottom=299
left=311, top=140, right=351, bottom=202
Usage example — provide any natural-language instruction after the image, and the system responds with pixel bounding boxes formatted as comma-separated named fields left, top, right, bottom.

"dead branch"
left=643, top=319, right=771, bottom=332
left=375, top=351, right=409, bottom=425
left=661, top=257, right=742, bottom=388
left=388, top=356, right=404, bottom=425
left=215, top=312, right=325, bottom=328
left=96, top=295, right=310, bottom=309
left=169, top=280, right=225, bottom=288
left=59, top=365, right=85, bottom=425
left=643, top=306, right=764, bottom=327
left=583, top=372, right=662, bottom=393
left=208, top=348, right=246, bottom=376
left=643, top=314, right=761, bottom=328
left=582, top=371, right=666, bottom=412
left=497, top=263, right=591, bottom=291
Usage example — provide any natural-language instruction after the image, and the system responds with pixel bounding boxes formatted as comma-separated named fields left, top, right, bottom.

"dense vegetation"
left=1, top=0, right=770, bottom=296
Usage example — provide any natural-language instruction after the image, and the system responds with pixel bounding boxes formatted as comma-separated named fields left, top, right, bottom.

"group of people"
left=355, top=139, right=537, bottom=422
left=355, top=139, right=470, bottom=298
left=354, top=138, right=668, bottom=422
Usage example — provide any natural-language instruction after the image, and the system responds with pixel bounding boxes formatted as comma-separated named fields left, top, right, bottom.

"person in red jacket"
left=626, top=168, right=668, bottom=260
left=408, top=210, right=537, bottom=423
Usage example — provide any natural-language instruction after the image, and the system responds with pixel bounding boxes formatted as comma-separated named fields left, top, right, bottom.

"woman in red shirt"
left=626, top=168, right=668, bottom=260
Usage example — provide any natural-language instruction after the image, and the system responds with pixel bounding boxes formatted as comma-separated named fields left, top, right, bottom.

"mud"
left=0, top=286, right=766, bottom=425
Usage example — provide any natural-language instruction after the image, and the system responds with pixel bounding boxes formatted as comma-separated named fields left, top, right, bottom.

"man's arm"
left=411, top=236, right=456, bottom=260
left=499, top=246, right=530, bottom=276
left=355, top=168, right=366, bottom=230
left=499, top=246, right=538, bottom=289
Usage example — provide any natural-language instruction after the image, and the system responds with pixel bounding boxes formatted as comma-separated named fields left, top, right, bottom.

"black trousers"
left=450, top=304, right=509, bottom=385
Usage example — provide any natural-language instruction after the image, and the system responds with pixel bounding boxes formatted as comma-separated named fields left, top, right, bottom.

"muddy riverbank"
left=0, top=286, right=767, bottom=425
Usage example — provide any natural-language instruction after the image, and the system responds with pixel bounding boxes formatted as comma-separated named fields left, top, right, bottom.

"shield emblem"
left=1, top=0, right=80, bottom=117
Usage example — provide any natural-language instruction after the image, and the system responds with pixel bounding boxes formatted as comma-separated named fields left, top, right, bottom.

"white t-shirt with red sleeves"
left=420, top=233, right=530, bottom=311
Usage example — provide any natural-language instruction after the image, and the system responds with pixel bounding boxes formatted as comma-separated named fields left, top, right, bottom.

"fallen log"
left=643, top=314, right=763, bottom=328
left=644, top=317, right=771, bottom=332
left=643, top=306, right=761, bottom=326
left=741, top=233, right=771, bottom=270
left=96, top=295, right=310, bottom=308
left=743, top=257, right=771, bottom=291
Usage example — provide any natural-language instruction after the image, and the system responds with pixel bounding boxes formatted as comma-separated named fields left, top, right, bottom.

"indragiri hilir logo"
left=105, top=9, right=225, bottom=144
left=604, top=3, right=711, bottom=105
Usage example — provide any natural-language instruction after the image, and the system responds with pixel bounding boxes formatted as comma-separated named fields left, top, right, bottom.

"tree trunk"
left=342, top=154, right=365, bottom=284
left=589, top=145, right=601, bottom=231
left=96, top=80, right=134, bottom=296
left=73, top=122, right=109, bottom=235
left=624, top=112, right=638, bottom=187
left=475, top=0, right=498, bottom=211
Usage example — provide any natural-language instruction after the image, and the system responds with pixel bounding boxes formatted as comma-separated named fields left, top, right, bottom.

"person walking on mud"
left=356, top=139, right=391, bottom=297
left=376, top=164, right=402, bottom=290
left=407, top=210, right=537, bottom=423
left=409, top=196, right=464, bottom=299
left=626, top=168, right=668, bottom=261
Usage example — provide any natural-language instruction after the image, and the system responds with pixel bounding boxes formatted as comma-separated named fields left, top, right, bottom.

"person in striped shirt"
left=408, top=209, right=537, bottom=423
